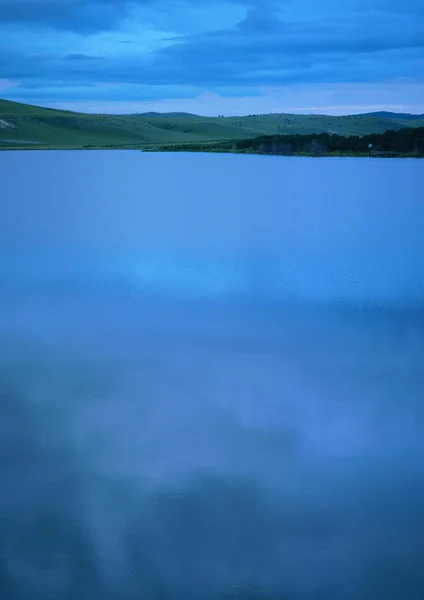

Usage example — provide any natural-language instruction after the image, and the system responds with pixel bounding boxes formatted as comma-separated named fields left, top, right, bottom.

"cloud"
left=0, top=0, right=133, bottom=33
left=65, top=53, right=102, bottom=62
left=2, top=25, right=423, bottom=90
left=0, top=0, right=245, bottom=33
left=0, top=79, right=19, bottom=91
left=1, top=0, right=423, bottom=113
left=153, top=9, right=424, bottom=85
left=237, top=2, right=283, bottom=33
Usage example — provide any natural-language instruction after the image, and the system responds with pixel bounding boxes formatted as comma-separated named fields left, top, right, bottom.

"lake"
left=1, top=151, right=424, bottom=600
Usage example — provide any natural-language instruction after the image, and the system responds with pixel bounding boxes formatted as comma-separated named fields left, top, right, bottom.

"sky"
left=1, top=0, right=424, bottom=114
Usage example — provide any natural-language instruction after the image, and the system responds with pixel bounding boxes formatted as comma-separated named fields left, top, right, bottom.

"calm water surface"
left=1, top=151, right=424, bottom=600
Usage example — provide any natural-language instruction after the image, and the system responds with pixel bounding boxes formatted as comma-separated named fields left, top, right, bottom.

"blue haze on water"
left=1, top=151, right=424, bottom=600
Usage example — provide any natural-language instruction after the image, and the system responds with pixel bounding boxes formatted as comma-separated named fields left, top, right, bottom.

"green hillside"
left=1, top=98, right=424, bottom=150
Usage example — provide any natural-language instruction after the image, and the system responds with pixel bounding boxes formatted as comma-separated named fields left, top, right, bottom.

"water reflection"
left=1, top=151, right=424, bottom=599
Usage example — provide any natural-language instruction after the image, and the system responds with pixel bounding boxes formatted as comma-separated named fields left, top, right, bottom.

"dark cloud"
left=147, top=6, right=424, bottom=87
left=157, top=11, right=424, bottom=72
left=237, top=2, right=283, bottom=32
left=354, top=0, right=424, bottom=15
left=2, top=18, right=423, bottom=96
left=0, top=0, right=132, bottom=33
left=65, top=53, right=101, bottom=61
left=2, top=0, right=423, bottom=96
left=4, top=0, right=421, bottom=35
left=0, top=0, right=249, bottom=33
left=0, top=0, right=422, bottom=104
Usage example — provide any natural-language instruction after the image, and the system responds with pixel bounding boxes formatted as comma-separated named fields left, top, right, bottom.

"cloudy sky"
left=1, top=0, right=424, bottom=114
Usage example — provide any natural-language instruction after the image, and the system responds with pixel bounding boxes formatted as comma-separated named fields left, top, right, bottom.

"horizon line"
left=1, top=97, right=424, bottom=119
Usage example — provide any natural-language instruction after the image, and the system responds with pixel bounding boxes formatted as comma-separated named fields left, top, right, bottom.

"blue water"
left=2, top=151, right=424, bottom=304
left=1, top=151, right=424, bottom=600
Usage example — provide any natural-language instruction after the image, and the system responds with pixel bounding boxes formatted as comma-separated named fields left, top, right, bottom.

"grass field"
left=1, top=98, right=424, bottom=150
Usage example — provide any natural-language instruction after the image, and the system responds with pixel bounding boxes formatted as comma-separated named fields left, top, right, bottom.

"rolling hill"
left=359, top=111, right=424, bottom=120
left=1, top=98, right=424, bottom=150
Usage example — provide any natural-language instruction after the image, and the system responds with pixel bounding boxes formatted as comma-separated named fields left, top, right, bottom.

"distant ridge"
left=133, top=111, right=198, bottom=118
left=358, top=111, right=424, bottom=120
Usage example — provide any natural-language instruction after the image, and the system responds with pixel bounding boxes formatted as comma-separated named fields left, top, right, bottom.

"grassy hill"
left=1, top=98, right=424, bottom=150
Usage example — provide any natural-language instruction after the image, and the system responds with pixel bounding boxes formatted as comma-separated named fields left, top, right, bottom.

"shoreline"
left=1, top=144, right=422, bottom=158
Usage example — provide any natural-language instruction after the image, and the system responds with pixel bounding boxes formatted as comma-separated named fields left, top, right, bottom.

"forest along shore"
left=144, top=127, right=424, bottom=157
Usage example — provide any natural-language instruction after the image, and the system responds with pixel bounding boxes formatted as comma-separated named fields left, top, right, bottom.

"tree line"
left=150, top=126, right=424, bottom=156
left=234, top=126, right=424, bottom=156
